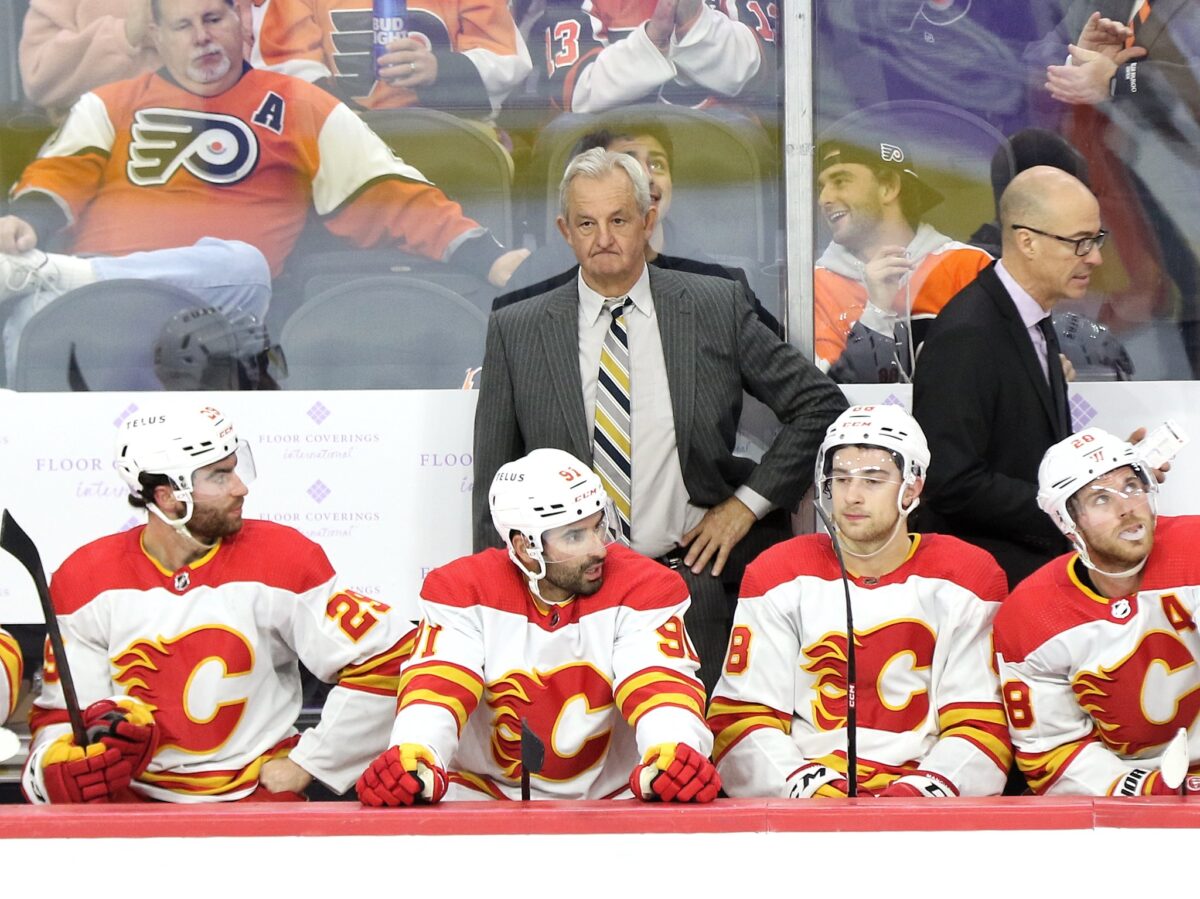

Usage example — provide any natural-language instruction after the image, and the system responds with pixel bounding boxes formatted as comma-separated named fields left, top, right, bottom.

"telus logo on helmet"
left=126, top=416, right=167, bottom=429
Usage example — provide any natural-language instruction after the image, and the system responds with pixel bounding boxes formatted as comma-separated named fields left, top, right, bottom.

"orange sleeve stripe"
left=1016, top=738, right=1094, bottom=794
left=449, top=770, right=510, bottom=800
left=140, top=736, right=299, bottom=796
left=615, top=668, right=706, bottom=725
left=29, top=706, right=70, bottom=736
left=707, top=698, right=791, bottom=762
left=0, top=633, right=22, bottom=719
left=397, top=664, right=484, bottom=732
left=938, top=704, right=1013, bottom=771
left=336, top=630, right=417, bottom=695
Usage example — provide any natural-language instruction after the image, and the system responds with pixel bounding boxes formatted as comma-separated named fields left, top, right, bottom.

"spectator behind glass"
left=531, top=0, right=773, bottom=114
left=251, top=0, right=531, bottom=125
left=813, top=133, right=992, bottom=384
left=496, top=121, right=781, bottom=335
left=1029, top=2, right=1200, bottom=377
left=19, top=0, right=253, bottom=116
left=0, top=0, right=528, bottom=377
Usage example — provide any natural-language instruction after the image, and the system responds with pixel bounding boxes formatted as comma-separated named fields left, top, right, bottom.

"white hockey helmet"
left=114, top=404, right=252, bottom=530
left=815, top=404, right=931, bottom=515
left=490, top=448, right=611, bottom=583
left=1037, top=427, right=1157, bottom=567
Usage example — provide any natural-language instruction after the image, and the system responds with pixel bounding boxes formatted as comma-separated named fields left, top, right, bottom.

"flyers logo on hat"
left=879, top=143, right=906, bottom=163
left=128, top=108, right=259, bottom=187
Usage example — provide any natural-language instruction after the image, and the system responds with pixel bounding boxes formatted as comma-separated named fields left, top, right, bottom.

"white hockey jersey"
left=0, top=627, right=22, bottom=724
left=994, top=515, right=1200, bottom=796
left=710, top=533, right=1012, bottom=797
left=24, top=520, right=414, bottom=803
left=391, top=545, right=711, bottom=800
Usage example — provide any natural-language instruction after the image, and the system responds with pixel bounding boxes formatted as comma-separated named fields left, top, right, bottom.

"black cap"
left=817, top=137, right=945, bottom=217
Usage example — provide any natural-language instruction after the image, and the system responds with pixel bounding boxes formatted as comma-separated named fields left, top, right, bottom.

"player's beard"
left=834, top=506, right=902, bottom=555
left=544, top=553, right=605, bottom=599
left=187, top=42, right=232, bottom=84
left=1080, top=511, right=1155, bottom=573
left=187, top=498, right=245, bottom=545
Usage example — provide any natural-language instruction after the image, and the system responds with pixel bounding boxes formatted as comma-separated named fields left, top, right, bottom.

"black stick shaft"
left=1, top=511, right=89, bottom=745
left=814, top=504, right=858, bottom=797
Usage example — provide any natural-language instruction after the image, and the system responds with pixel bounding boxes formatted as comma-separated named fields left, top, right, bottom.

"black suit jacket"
left=912, top=263, right=1071, bottom=587
left=472, top=264, right=847, bottom=551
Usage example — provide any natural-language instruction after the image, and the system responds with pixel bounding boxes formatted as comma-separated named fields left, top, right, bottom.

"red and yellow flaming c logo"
left=112, top=626, right=254, bottom=755
left=487, top=663, right=614, bottom=782
left=803, top=619, right=936, bottom=733
left=1074, top=630, right=1200, bottom=756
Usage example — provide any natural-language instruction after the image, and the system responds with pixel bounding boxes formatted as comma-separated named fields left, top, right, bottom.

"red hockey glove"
left=785, top=762, right=850, bottom=799
left=84, top=698, right=159, bottom=778
left=877, top=772, right=957, bottom=798
left=357, top=744, right=448, bottom=807
left=631, top=743, right=721, bottom=803
left=41, top=735, right=133, bottom=804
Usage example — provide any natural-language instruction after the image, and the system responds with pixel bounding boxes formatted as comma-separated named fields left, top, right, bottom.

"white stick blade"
left=1160, top=727, right=1189, bottom=791
left=0, top=727, right=20, bottom=764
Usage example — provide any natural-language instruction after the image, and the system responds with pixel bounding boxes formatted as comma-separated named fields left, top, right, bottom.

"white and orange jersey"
left=391, top=545, right=711, bottom=800
left=0, top=628, right=22, bottom=724
left=10, top=66, right=489, bottom=275
left=709, top=533, right=1011, bottom=797
left=23, top=520, right=415, bottom=803
left=994, top=516, right=1200, bottom=796
left=251, top=0, right=531, bottom=113
left=532, top=0, right=768, bottom=113
left=814, top=241, right=992, bottom=369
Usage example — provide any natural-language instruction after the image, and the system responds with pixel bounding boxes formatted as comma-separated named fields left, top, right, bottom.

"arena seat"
left=526, top=105, right=777, bottom=262
left=361, top=107, right=515, bottom=246
left=279, top=274, right=488, bottom=389
left=9, top=279, right=203, bottom=391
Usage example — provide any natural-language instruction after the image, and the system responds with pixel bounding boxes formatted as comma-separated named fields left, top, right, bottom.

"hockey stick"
left=1160, top=727, right=1189, bottom=794
left=0, top=511, right=88, bottom=746
left=520, top=717, right=545, bottom=802
left=0, top=726, right=20, bottom=764
left=813, top=504, right=858, bottom=798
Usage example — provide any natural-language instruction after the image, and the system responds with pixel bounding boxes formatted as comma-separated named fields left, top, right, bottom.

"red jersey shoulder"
left=593, top=544, right=687, bottom=611
left=421, top=548, right=526, bottom=612
left=740, top=534, right=838, bottom=598
left=993, top=555, right=1096, bottom=663
left=904, top=534, right=1007, bottom=602
left=1140, top=516, right=1200, bottom=591
left=51, top=528, right=149, bottom=615
left=216, top=519, right=335, bottom=591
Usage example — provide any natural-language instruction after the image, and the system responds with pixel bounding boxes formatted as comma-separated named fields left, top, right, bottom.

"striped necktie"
left=1126, top=0, right=1151, bottom=48
left=593, top=297, right=633, bottom=541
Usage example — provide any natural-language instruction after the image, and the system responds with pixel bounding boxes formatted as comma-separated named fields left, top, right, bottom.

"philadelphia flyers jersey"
left=532, top=0, right=771, bottom=113
left=814, top=241, right=993, bottom=372
left=392, top=545, right=711, bottom=800
left=23, top=520, right=415, bottom=803
left=0, top=628, right=22, bottom=724
left=10, top=66, right=489, bottom=275
left=252, top=0, right=531, bottom=113
left=994, top=516, right=1200, bottom=796
left=709, top=533, right=1012, bottom=797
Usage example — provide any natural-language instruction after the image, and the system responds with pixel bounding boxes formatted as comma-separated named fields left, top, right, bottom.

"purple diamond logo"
left=118, top=516, right=141, bottom=532
left=307, top=480, right=331, bottom=504
left=1070, top=393, right=1097, bottom=430
left=307, top=402, right=331, bottom=425
left=113, top=403, right=139, bottom=429
left=882, top=394, right=903, bottom=406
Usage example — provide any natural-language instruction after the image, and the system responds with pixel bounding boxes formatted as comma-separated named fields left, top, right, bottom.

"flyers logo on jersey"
left=803, top=619, right=936, bottom=733
left=127, top=108, right=259, bottom=187
left=1073, top=630, right=1200, bottom=756
left=487, top=663, right=614, bottom=782
left=112, top=625, right=254, bottom=755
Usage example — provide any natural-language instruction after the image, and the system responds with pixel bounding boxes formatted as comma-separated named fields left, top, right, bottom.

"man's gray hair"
left=559, top=148, right=651, bottom=219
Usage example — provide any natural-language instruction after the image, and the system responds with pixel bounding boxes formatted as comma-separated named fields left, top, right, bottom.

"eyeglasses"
left=1011, top=224, right=1108, bottom=257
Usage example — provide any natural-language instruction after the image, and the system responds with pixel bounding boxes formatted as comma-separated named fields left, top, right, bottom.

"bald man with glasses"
left=913, top=166, right=1105, bottom=588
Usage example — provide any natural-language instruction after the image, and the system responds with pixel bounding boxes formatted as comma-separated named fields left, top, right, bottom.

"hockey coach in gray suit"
left=472, top=147, right=847, bottom=693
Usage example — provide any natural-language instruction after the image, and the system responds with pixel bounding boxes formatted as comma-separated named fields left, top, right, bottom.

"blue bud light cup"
left=373, top=0, right=407, bottom=79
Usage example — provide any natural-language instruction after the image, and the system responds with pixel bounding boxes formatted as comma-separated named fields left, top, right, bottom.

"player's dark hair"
left=128, top=472, right=172, bottom=510
left=871, top=167, right=922, bottom=230
left=820, top=444, right=904, bottom=498
left=569, top=120, right=675, bottom=167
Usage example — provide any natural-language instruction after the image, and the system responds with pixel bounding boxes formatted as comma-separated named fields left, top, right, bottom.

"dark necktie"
left=1038, top=316, right=1070, bottom=436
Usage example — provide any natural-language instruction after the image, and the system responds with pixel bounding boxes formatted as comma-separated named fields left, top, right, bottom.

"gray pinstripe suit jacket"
left=471, top=264, right=848, bottom=551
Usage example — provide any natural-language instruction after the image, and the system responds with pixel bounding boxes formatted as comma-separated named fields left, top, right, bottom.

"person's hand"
left=1060, top=352, right=1076, bottom=383
left=124, top=0, right=153, bottom=49
left=630, top=743, right=720, bottom=802
left=377, top=37, right=439, bottom=88
left=646, top=0, right=678, bottom=51
left=863, top=245, right=913, bottom=312
left=1076, top=11, right=1133, bottom=57
left=83, top=698, right=158, bottom=777
left=1046, top=44, right=1145, bottom=105
left=1127, top=426, right=1170, bottom=483
left=0, top=216, right=38, bottom=254
left=488, top=248, right=531, bottom=287
left=680, top=495, right=756, bottom=577
left=357, top=744, right=448, bottom=807
left=673, top=0, right=704, bottom=34
left=41, top=735, right=133, bottom=803
left=259, top=757, right=313, bottom=795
